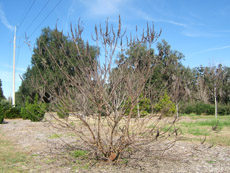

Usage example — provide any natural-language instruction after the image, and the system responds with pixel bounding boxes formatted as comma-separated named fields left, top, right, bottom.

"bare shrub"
left=29, top=16, right=180, bottom=161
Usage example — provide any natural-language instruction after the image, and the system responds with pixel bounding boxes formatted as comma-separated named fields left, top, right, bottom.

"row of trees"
left=16, top=28, right=230, bottom=115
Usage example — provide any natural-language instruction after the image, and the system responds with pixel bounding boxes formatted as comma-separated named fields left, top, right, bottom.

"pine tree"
left=0, top=79, right=5, bottom=100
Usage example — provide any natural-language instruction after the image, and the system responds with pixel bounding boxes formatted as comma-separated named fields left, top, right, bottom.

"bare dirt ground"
left=1, top=118, right=230, bottom=173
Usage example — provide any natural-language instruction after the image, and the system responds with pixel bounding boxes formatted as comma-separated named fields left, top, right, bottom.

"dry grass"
left=0, top=132, right=30, bottom=172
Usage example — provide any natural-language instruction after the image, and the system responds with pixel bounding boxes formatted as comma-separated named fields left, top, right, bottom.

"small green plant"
left=0, top=106, right=4, bottom=124
left=206, top=160, right=216, bottom=164
left=71, top=150, right=88, bottom=158
left=57, top=109, right=69, bottom=119
left=21, top=94, right=46, bottom=122
left=70, top=150, right=89, bottom=171
left=0, top=99, right=21, bottom=120
left=124, top=94, right=151, bottom=117
left=218, top=104, right=230, bottom=115
left=4, top=106, right=21, bottom=119
left=154, top=92, right=176, bottom=117
left=0, top=100, right=11, bottom=112
left=49, top=134, right=62, bottom=139
left=121, top=158, right=129, bottom=165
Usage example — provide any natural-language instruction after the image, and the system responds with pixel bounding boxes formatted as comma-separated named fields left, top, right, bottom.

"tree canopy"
left=0, top=79, right=5, bottom=100
left=16, top=27, right=98, bottom=105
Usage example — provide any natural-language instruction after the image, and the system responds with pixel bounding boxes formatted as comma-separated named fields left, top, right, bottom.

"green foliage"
left=0, top=106, right=4, bottom=124
left=124, top=94, right=151, bottom=117
left=218, top=104, right=230, bottom=115
left=21, top=95, right=46, bottom=122
left=183, top=102, right=214, bottom=115
left=0, top=100, right=16, bottom=122
left=0, top=79, right=5, bottom=100
left=154, top=92, right=176, bottom=117
left=180, top=102, right=230, bottom=115
left=4, top=107, right=21, bottom=119
left=57, top=104, right=69, bottom=119
left=16, top=27, right=98, bottom=105
left=57, top=110, right=69, bottom=119
left=0, top=99, right=11, bottom=112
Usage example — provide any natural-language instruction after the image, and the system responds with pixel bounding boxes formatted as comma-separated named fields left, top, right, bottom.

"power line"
left=15, top=0, right=50, bottom=75
left=18, top=0, right=36, bottom=30
left=25, top=0, right=50, bottom=33
left=28, top=0, right=63, bottom=38
left=15, top=38, right=22, bottom=72
left=18, top=0, right=32, bottom=25
left=17, top=0, right=50, bottom=56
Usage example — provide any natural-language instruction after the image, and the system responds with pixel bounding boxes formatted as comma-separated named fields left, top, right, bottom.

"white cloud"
left=156, top=19, right=187, bottom=27
left=136, top=9, right=187, bottom=27
left=190, top=46, right=230, bottom=56
left=0, top=6, right=14, bottom=32
left=182, top=31, right=219, bottom=38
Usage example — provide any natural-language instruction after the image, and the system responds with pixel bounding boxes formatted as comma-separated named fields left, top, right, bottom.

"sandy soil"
left=0, top=118, right=230, bottom=173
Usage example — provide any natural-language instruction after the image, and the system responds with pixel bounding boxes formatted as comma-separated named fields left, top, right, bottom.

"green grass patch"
left=187, top=127, right=209, bottom=136
left=180, top=118, right=230, bottom=132
left=179, top=115, right=230, bottom=146
left=71, top=150, right=88, bottom=158
left=70, top=150, right=89, bottom=171
left=196, top=119, right=230, bottom=127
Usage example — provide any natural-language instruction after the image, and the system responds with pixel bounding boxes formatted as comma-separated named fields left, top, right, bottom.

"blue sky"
left=0, top=0, right=230, bottom=98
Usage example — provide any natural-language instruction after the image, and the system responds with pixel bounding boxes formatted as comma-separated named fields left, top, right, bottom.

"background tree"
left=0, top=79, right=5, bottom=100
left=203, top=65, right=225, bottom=118
left=16, top=27, right=98, bottom=106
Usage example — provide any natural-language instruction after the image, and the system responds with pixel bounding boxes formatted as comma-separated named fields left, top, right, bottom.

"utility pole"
left=12, top=26, right=16, bottom=106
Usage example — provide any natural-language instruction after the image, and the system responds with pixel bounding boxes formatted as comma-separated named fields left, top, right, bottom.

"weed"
left=121, top=158, right=129, bottom=165
left=206, top=160, right=216, bottom=164
left=49, top=133, right=62, bottom=139
left=71, top=150, right=88, bottom=158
